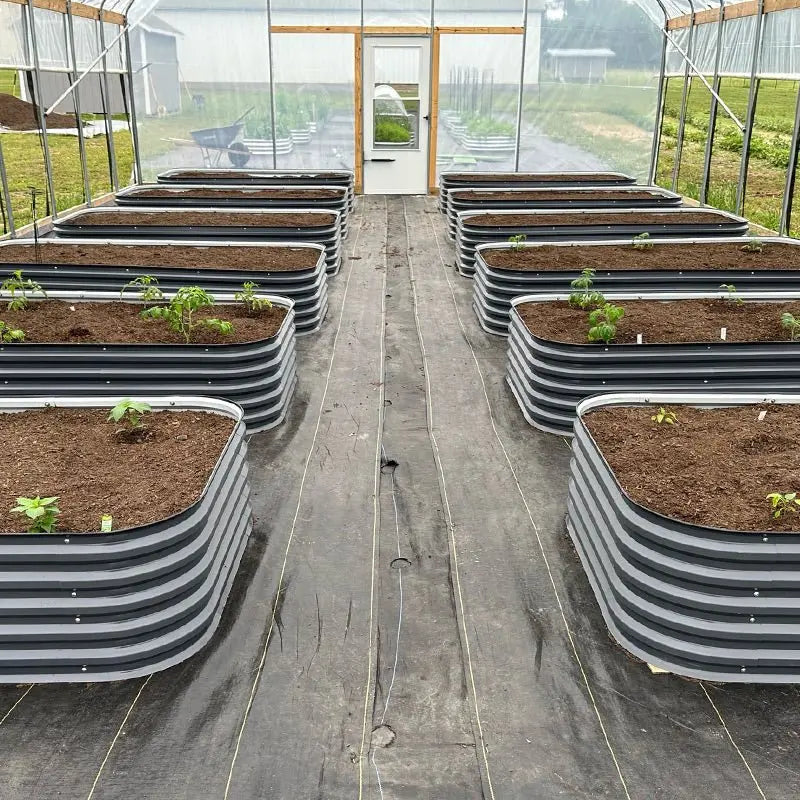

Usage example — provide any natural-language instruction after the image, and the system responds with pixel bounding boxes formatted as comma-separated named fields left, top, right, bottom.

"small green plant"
left=120, top=275, right=165, bottom=307
left=234, top=282, right=272, bottom=315
left=0, top=321, right=24, bottom=342
left=767, top=491, right=800, bottom=519
left=108, top=398, right=151, bottom=431
left=632, top=232, right=654, bottom=250
left=651, top=407, right=678, bottom=425
left=140, top=286, right=233, bottom=343
left=587, top=303, right=625, bottom=344
left=741, top=240, right=764, bottom=254
left=568, top=268, right=605, bottom=310
left=11, top=495, right=60, bottom=533
left=508, top=234, right=527, bottom=251
left=1, top=270, right=46, bottom=311
left=720, top=284, right=744, bottom=306
left=781, top=312, right=800, bottom=341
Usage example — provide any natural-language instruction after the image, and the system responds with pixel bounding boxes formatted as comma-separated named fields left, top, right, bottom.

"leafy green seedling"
left=11, top=495, right=60, bottom=533
left=720, top=284, right=743, bottom=306
left=741, top=240, right=764, bottom=254
left=120, top=275, right=165, bottom=307
left=0, top=321, right=24, bottom=342
left=108, top=398, right=151, bottom=431
left=767, top=491, right=800, bottom=519
left=508, top=234, right=527, bottom=252
left=632, top=232, right=654, bottom=251
left=234, top=282, right=273, bottom=315
left=568, top=268, right=605, bottom=310
left=140, top=286, right=233, bottom=343
left=781, top=312, right=800, bottom=341
left=651, top=407, right=677, bottom=425
left=588, top=303, right=625, bottom=344
left=1, top=270, right=46, bottom=311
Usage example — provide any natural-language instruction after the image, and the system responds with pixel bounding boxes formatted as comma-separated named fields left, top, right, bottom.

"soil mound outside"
left=0, top=93, right=81, bottom=131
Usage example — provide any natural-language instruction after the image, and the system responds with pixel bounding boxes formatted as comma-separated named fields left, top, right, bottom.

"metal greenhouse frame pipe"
left=65, top=1, right=92, bottom=205
left=98, top=1, right=120, bottom=191
left=266, top=0, right=278, bottom=170
left=671, top=1, right=696, bottom=193
left=779, top=86, right=800, bottom=235
left=699, top=1, right=725, bottom=205
left=735, top=0, right=766, bottom=215
left=0, top=138, right=16, bottom=237
left=513, top=0, right=530, bottom=172
left=26, top=0, right=58, bottom=218
left=648, top=31, right=668, bottom=184
left=123, top=0, right=143, bottom=184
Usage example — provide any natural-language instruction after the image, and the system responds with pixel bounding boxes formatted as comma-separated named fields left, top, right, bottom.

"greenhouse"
left=1, top=0, right=800, bottom=797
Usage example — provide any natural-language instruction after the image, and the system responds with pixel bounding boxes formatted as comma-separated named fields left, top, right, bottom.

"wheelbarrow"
left=164, top=107, right=255, bottom=167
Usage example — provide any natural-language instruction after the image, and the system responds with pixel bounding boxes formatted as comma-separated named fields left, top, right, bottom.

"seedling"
left=720, top=284, right=743, bottom=306
left=741, top=240, right=764, bottom=254
left=587, top=303, right=625, bottom=344
left=632, top=232, right=654, bottom=250
left=781, top=312, right=800, bottom=341
left=120, top=275, right=165, bottom=307
left=508, top=234, right=527, bottom=252
left=11, top=495, right=60, bottom=533
left=108, top=398, right=151, bottom=431
left=140, top=286, right=233, bottom=343
left=568, top=268, right=605, bottom=310
left=234, top=282, right=272, bottom=315
left=767, top=491, right=800, bottom=519
left=651, top=407, right=677, bottom=425
left=0, top=321, right=24, bottom=342
left=1, top=269, right=46, bottom=311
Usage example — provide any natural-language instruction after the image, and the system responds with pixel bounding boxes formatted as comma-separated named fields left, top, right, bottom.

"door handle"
left=423, top=114, right=430, bottom=121
left=366, top=158, right=396, bottom=163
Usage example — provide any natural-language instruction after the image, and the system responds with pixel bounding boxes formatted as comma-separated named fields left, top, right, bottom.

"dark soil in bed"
left=451, top=189, right=667, bottom=202
left=0, top=407, right=234, bottom=533
left=0, top=300, right=288, bottom=344
left=62, top=210, right=337, bottom=228
left=128, top=187, right=344, bottom=200
left=169, top=170, right=350, bottom=180
left=0, top=242, right=320, bottom=271
left=483, top=241, right=799, bottom=272
left=467, top=211, right=730, bottom=227
left=447, top=172, right=628, bottom=183
left=518, top=298, right=800, bottom=344
left=0, top=92, right=79, bottom=131
left=584, top=404, right=800, bottom=532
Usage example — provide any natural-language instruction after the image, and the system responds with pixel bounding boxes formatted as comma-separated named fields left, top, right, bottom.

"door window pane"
left=372, top=46, right=421, bottom=150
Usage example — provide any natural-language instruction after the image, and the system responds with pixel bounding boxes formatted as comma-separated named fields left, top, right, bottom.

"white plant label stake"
left=636, top=333, right=643, bottom=344
left=758, top=410, right=767, bottom=422
left=720, top=327, right=727, bottom=341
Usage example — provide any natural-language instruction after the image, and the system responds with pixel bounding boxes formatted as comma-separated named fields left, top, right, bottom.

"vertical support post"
left=65, top=1, right=92, bottom=205
left=97, top=7, right=119, bottom=190
left=699, top=2, right=725, bottom=205
left=0, top=137, right=16, bottom=236
left=671, top=3, right=696, bottom=193
left=426, top=0, right=438, bottom=194
left=779, top=82, right=800, bottom=235
left=354, top=32, right=363, bottom=194
left=266, top=0, right=277, bottom=170
left=123, top=25, right=143, bottom=183
left=26, top=0, right=58, bottom=218
left=736, top=0, right=765, bottom=215
left=649, top=27, right=668, bottom=184
left=514, top=0, right=530, bottom=172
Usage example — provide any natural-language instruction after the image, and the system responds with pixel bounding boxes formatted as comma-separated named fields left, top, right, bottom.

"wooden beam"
left=667, top=0, right=800, bottom=28
left=271, top=25, right=359, bottom=34
left=724, top=0, right=758, bottom=19
left=434, top=26, right=524, bottom=34
left=354, top=33, right=363, bottom=195
left=269, top=24, right=523, bottom=36
left=1, top=0, right=124, bottom=23
left=428, top=30, right=440, bottom=195
left=363, top=25, right=430, bottom=34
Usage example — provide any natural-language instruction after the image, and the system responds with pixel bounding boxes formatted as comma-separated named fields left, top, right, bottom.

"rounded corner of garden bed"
left=0, top=394, right=254, bottom=683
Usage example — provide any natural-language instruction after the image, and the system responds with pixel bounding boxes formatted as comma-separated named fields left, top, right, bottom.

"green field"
left=656, top=76, right=800, bottom=233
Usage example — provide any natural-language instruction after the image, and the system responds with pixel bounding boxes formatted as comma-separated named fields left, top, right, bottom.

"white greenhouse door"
left=363, top=37, right=431, bottom=195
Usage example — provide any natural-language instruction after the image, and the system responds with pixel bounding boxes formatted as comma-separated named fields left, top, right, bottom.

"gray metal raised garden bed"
left=52, top=207, right=343, bottom=276
left=0, top=290, right=297, bottom=433
left=569, top=391, right=800, bottom=682
left=506, top=291, right=800, bottom=436
left=156, top=168, right=356, bottom=212
left=115, top=184, right=351, bottom=237
left=473, top=236, right=800, bottom=336
left=0, top=239, right=328, bottom=335
left=456, top=207, right=750, bottom=277
left=445, top=185, right=682, bottom=241
left=0, top=395, right=252, bottom=683
left=437, top=170, right=635, bottom=213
